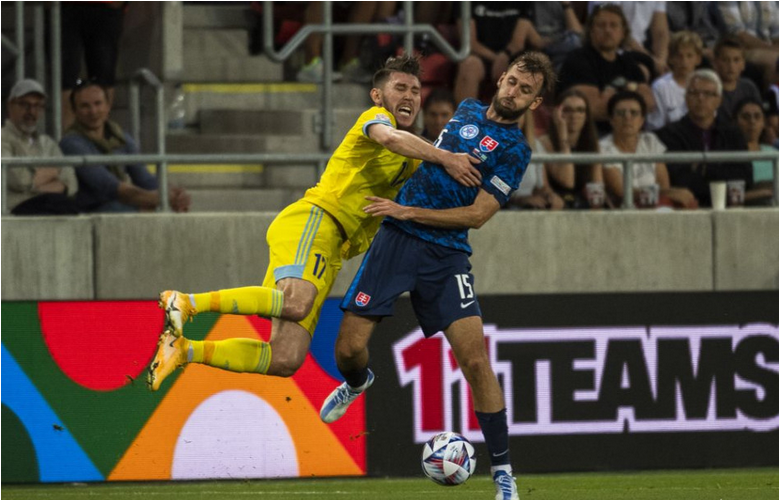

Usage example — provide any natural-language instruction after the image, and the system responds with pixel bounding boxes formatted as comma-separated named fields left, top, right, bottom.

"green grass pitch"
left=2, top=468, right=777, bottom=500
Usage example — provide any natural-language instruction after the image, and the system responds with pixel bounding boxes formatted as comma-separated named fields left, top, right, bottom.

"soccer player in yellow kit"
left=147, top=54, right=481, bottom=391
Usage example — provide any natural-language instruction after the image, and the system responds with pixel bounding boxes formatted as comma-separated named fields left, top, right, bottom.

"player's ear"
left=497, top=73, right=506, bottom=89
left=370, top=88, right=383, bottom=107
left=528, top=96, right=544, bottom=111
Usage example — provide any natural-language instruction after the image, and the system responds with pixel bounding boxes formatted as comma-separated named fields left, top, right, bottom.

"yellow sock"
left=189, top=339, right=271, bottom=374
left=191, top=287, right=284, bottom=317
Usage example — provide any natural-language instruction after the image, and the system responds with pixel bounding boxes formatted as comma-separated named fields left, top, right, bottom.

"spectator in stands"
left=420, top=88, right=456, bottom=142
left=600, top=91, right=696, bottom=208
left=506, top=141, right=565, bottom=211
left=60, top=2, right=127, bottom=130
left=666, top=2, right=722, bottom=60
left=296, top=2, right=398, bottom=83
left=713, top=35, right=763, bottom=124
left=734, top=97, right=776, bottom=188
left=1, top=79, right=80, bottom=215
left=714, top=2, right=779, bottom=88
left=520, top=2, right=584, bottom=71
left=537, top=89, right=603, bottom=208
left=655, top=69, right=769, bottom=207
left=453, top=2, right=542, bottom=102
left=60, top=81, right=191, bottom=213
left=647, top=31, right=703, bottom=130
left=557, top=4, right=654, bottom=134
left=761, top=62, right=778, bottom=146
left=591, top=1, right=670, bottom=81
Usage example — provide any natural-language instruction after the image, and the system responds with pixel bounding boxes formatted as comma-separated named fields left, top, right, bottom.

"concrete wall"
left=1, top=209, right=778, bottom=300
left=713, top=209, right=779, bottom=291
left=2, top=217, right=94, bottom=300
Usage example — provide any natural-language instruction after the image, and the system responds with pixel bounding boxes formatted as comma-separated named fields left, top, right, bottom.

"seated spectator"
left=453, top=2, right=542, bottom=102
left=761, top=64, right=779, bottom=146
left=507, top=110, right=565, bottom=210
left=713, top=2, right=779, bottom=89
left=520, top=2, right=583, bottom=71
left=734, top=97, right=777, bottom=188
left=537, top=89, right=603, bottom=208
left=60, top=1, right=127, bottom=130
left=647, top=31, right=704, bottom=130
left=666, top=2, right=722, bottom=61
left=420, top=88, right=456, bottom=142
left=713, top=35, right=762, bottom=124
left=59, top=81, right=191, bottom=213
left=600, top=91, right=696, bottom=209
left=1, top=79, right=80, bottom=215
left=590, top=1, right=670, bottom=80
left=296, top=2, right=397, bottom=83
left=557, top=3, right=655, bottom=134
left=655, top=69, right=769, bottom=207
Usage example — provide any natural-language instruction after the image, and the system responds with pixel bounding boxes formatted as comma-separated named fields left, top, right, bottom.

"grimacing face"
left=372, top=72, right=422, bottom=130
left=491, top=64, right=544, bottom=121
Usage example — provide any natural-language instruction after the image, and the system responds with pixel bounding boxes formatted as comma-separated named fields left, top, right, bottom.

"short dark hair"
left=586, top=4, right=630, bottom=47
left=607, top=90, right=647, bottom=117
left=714, top=34, right=745, bottom=59
left=372, top=53, right=422, bottom=89
left=508, top=51, right=557, bottom=96
left=732, top=96, right=765, bottom=119
left=423, top=87, right=456, bottom=112
left=69, top=79, right=109, bottom=109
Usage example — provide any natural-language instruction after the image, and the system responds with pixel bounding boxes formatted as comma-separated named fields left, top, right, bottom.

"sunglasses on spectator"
left=562, top=106, right=587, bottom=114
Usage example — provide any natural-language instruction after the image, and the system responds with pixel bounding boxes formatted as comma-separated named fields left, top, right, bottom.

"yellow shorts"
left=263, top=200, right=344, bottom=335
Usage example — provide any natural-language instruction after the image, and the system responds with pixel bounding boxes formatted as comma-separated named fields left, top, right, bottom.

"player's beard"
left=491, top=94, right=528, bottom=121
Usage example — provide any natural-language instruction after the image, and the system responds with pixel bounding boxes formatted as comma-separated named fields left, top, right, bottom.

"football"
left=421, top=431, right=476, bottom=486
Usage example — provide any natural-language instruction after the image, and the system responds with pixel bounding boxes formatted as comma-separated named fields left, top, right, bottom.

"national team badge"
left=459, top=124, right=479, bottom=139
left=355, top=292, right=371, bottom=307
left=374, top=113, right=392, bottom=124
left=480, top=136, right=499, bottom=152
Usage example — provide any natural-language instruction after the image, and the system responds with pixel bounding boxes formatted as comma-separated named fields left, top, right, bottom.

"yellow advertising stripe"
left=182, top=83, right=317, bottom=94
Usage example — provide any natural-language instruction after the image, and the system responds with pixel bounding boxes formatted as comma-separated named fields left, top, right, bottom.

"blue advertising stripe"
left=1, top=345, right=103, bottom=483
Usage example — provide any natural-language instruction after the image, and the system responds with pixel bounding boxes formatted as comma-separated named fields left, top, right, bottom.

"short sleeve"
left=482, top=142, right=531, bottom=206
left=360, top=107, right=397, bottom=138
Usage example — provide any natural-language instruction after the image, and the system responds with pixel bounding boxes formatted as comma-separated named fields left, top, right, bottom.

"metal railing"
left=262, top=1, right=471, bottom=150
left=2, top=151, right=778, bottom=215
left=128, top=69, right=168, bottom=210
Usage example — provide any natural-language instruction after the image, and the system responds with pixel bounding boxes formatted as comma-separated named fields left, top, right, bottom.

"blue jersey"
left=388, top=98, right=531, bottom=254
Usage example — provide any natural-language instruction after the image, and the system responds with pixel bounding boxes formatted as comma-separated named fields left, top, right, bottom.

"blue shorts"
left=341, top=223, right=481, bottom=336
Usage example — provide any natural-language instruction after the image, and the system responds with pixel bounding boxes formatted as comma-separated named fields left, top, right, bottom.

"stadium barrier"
left=1, top=150, right=779, bottom=215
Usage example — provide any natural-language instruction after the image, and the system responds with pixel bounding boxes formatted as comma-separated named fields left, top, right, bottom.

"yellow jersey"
left=302, top=106, right=419, bottom=259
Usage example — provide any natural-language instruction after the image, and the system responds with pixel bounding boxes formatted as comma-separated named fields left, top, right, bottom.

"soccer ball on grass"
left=421, top=431, right=476, bottom=486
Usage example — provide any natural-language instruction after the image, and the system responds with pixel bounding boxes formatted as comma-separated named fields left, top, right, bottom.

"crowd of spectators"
left=3, top=1, right=778, bottom=216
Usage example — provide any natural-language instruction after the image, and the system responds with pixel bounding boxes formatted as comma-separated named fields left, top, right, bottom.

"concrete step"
left=180, top=82, right=372, bottom=121
left=198, top=108, right=365, bottom=136
left=189, top=188, right=301, bottom=212
left=182, top=29, right=283, bottom=82
left=183, top=3, right=253, bottom=29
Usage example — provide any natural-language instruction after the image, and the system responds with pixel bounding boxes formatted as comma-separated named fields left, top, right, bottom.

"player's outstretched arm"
left=367, top=124, right=482, bottom=187
left=364, top=189, right=501, bottom=229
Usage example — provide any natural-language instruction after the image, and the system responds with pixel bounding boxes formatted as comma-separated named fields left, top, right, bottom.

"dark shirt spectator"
left=712, top=35, right=763, bottom=124
left=60, top=82, right=190, bottom=213
left=655, top=69, right=753, bottom=207
left=420, top=88, right=456, bottom=143
left=667, top=2, right=722, bottom=59
left=453, top=2, right=541, bottom=102
left=520, top=2, right=583, bottom=71
left=557, top=4, right=654, bottom=134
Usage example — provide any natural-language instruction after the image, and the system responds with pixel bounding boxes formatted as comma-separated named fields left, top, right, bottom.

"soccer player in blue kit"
left=320, top=52, right=556, bottom=500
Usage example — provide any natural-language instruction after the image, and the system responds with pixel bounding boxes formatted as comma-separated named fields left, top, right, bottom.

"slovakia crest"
left=459, top=124, right=479, bottom=139
left=355, top=292, right=371, bottom=307
left=479, top=136, right=499, bottom=152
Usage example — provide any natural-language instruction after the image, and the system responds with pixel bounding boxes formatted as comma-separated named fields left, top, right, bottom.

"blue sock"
left=476, top=408, right=511, bottom=467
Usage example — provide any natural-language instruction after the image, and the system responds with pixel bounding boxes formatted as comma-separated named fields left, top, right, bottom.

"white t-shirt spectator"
left=589, top=1, right=666, bottom=46
left=600, top=132, right=667, bottom=188
left=647, top=73, right=688, bottom=130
